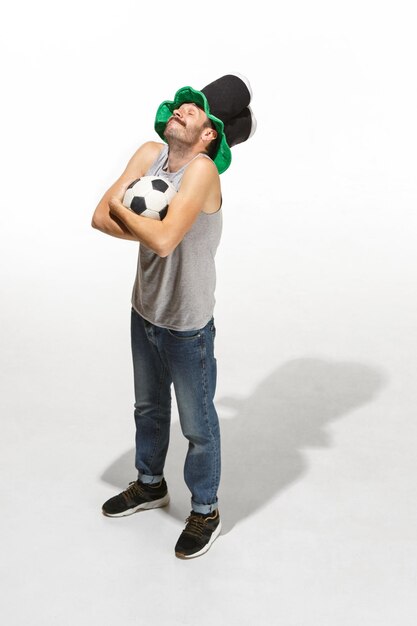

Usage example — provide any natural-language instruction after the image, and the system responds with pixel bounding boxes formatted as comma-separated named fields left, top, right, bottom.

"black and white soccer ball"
left=122, top=176, right=177, bottom=220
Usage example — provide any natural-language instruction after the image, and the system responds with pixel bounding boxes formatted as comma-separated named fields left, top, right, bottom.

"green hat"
left=154, top=75, right=256, bottom=175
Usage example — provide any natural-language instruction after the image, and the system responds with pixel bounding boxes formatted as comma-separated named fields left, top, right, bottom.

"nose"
left=173, top=108, right=182, bottom=118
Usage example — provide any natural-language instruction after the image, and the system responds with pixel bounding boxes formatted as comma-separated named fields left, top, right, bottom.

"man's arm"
left=108, top=156, right=221, bottom=257
left=91, top=141, right=165, bottom=240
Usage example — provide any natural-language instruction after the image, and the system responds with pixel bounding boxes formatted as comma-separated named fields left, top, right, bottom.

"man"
left=92, top=75, right=256, bottom=559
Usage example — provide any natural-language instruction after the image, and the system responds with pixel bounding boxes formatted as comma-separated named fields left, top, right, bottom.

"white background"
left=1, top=0, right=417, bottom=624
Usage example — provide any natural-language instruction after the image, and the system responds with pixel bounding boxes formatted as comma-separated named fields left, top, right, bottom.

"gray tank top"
left=131, top=145, right=223, bottom=330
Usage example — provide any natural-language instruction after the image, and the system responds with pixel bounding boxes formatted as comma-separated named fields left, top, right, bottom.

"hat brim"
left=154, top=86, right=232, bottom=175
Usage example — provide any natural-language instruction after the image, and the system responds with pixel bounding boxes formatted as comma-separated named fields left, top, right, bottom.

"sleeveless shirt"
left=131, top=145, right=223, bottom=330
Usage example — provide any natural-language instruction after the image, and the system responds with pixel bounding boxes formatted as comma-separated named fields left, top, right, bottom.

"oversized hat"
left=154, top=73, right=256, bottom=174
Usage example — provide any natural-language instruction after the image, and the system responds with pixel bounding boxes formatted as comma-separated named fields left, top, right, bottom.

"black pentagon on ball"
left=127, top=178, right=141, bottom=190
left=151, top=178, right=169, bottom=193
left=130, top=196, right=147, bottom=215
left=159, top=205, right=169, bottom=220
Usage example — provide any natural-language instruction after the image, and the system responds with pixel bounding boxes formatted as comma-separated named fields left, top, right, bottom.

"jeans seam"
left=208, top=320, right=219, bottom=500
left=200, top=329, right=219, bottom=505
left=146, top=336, right=168, bottom=475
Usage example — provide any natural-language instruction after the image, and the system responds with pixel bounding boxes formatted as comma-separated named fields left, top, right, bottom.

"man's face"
left=164, top=102, right=210, bottom=146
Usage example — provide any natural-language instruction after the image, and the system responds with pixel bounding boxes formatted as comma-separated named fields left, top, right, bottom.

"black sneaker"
left=102, top=478, right=169, bottom=517
left=175, top=509, right=222, bottom=559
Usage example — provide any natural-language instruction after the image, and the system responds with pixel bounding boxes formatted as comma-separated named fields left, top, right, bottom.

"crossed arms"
left=91, top=141, right=220, bottom=258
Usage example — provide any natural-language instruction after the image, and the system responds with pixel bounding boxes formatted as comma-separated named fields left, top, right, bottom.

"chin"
left=164, top=126, right=176, bottom=138
left=165, top=128, right=183, bottom=144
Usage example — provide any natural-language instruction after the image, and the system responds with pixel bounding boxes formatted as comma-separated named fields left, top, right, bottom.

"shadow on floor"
left=100, top=356, right=387, bottom=533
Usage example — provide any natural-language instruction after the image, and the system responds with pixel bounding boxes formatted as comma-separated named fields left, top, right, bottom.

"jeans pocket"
left=167, top=328, right=201, bottom=340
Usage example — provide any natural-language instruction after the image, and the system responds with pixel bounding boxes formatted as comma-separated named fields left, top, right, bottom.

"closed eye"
left=181, top=103, right=198, bottom=115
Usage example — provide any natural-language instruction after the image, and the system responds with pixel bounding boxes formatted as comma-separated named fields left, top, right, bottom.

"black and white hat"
left=154, top=73, right=256, bottom=174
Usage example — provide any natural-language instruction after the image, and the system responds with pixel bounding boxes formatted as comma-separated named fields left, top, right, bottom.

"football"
left=122, top=176, right=177, bottom=220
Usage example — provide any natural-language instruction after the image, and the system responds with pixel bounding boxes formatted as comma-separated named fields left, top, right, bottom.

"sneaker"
left=175, top=509, right=222, bottom=559
left=102, top=478, right=169, bottom=517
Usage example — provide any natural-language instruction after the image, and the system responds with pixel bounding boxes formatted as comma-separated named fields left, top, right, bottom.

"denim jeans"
left=130, top=308, right=221, bottom=514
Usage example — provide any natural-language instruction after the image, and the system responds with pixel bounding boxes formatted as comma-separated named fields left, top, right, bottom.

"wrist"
left=109, top=196, right=126, bottom=216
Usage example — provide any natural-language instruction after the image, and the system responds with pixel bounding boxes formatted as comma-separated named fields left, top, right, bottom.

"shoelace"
left=122, top=481, right=145, bottom=502
left=183, top=514, right=209, bottom=538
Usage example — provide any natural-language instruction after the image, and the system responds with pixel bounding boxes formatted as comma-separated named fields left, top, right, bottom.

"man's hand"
left=107, top=193, right=167, bottom=256
left=108, top=195, right=127, bottom=216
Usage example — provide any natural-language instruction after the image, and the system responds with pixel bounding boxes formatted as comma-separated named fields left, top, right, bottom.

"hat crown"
left=201, top=74, right=251, bottom=123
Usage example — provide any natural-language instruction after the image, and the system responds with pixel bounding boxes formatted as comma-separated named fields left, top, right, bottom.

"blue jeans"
left=130, top=308, right=221, bottom=514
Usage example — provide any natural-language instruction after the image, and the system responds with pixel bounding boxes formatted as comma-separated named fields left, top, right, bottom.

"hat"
left=154, top=73, right=256, bottom=174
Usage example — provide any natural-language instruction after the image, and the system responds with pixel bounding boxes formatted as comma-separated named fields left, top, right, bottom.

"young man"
left=92, top=75, right=255, bottom=559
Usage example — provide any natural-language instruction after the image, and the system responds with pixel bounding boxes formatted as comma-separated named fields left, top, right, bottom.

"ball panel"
left=144, top=191, right=171, bottom=212
left=141, top=208, right=162, bottom=220
left=123, top=188, right=134, bottom=206
left=164, top=186, right=177, bottom=203
left=159, top=206, right=169, bottom=220
left=130, top=196, right=148, bottom=215
left=151, top=178, right=169, bottom=193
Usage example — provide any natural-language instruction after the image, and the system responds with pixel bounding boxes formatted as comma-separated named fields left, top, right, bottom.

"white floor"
left=2, top=189, right=417, bottom=625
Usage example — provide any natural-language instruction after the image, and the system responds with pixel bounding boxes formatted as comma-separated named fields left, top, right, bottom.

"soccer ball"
left=122, top=176, right=177, bottom=220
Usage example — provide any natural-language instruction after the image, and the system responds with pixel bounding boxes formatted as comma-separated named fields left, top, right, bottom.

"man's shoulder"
left=127, top=141, right=166, bottom=177
left=178, top=155, right=221, bottom=214
left=185, top=154, right=220, bottom=181
left=139, top=141, right=166, bottom=160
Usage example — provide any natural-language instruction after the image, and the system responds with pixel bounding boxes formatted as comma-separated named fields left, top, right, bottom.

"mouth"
left=168, top=116, right=185, bottom=128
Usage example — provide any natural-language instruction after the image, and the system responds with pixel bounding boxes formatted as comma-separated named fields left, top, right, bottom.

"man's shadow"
left=100, top=357, right=386, bottom=533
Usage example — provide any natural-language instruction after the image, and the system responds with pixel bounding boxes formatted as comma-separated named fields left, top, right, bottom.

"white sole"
left=175, top=520, right=222, bottom=559
left=102, top=493, right=170, bottom=517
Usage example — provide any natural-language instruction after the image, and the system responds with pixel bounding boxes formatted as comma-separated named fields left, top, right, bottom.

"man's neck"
left=165, top=143, right=205, bottom=173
